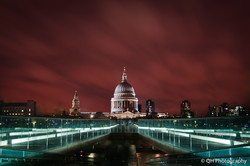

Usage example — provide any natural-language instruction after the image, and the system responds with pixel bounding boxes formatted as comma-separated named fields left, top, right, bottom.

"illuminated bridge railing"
left=1, top=116, right=250, bottom=164
left=146, top=144, right=250, bottom=165
left=0, top=116, right=117, bottom=164
left=137, top=117, right=250, bottom=154
left=137, top=117, right=250, bottom=165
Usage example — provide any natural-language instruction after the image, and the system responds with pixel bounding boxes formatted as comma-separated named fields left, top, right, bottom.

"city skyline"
left=0, top=0, right=250, bottom=116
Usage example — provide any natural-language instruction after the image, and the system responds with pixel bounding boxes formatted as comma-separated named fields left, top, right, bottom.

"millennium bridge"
left=0, top=116, right=249, bottom=165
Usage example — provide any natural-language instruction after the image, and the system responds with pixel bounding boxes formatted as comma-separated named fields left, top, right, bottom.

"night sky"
left=1, top=0, right=250, bottom=116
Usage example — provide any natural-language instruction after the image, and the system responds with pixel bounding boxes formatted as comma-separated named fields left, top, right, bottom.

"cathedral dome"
left=111, top=67, right=138, bottom=113
left=114, top=82, right=135, bottom=97
left=113, top=67, right=136, bottom=98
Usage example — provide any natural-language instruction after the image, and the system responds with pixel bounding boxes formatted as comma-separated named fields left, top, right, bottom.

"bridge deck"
left=0, top=116, right=249, bottom=165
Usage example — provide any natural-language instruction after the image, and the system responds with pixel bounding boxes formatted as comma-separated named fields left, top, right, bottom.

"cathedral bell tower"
left=69, top=91, right=80, bottom=116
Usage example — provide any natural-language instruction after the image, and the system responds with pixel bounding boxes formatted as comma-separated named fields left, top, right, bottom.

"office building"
left=0, top=100, right=36, bottom=116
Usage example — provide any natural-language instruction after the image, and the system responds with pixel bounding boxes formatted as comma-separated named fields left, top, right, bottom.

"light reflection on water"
left=72, top=144, right=166, bottom=165
left=73, top=151, right=167, bottom=166
left=136, top=152, right=168, bottom=166
left=69, top=133, right=174, bottom=166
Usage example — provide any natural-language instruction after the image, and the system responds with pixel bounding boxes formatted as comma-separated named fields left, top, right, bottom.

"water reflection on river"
left=69, top=133, right=167, bottom=166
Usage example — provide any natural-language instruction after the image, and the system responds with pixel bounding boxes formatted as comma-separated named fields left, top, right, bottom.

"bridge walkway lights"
left=0, top=116, right=249, bottom=163
left=137, top=118, right=250, bottom=154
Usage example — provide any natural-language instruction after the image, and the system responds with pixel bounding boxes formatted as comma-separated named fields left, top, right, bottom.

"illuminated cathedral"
left=110, top=68, right=140, bottom=118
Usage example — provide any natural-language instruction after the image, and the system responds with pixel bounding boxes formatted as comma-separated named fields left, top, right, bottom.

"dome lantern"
left=122, top=67, right=127, bottom=82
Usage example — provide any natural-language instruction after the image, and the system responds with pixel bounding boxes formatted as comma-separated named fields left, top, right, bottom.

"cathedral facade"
left=111, top=68, right=138, bottom=113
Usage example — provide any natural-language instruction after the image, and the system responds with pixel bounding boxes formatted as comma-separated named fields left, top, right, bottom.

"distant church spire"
left=74, top=90, right=78, bottom=99
left=69, top=90, right=80, bottom=116
left=122, top=67, right=127, bottom=82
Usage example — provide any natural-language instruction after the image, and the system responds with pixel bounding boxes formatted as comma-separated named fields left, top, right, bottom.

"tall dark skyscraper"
left=208, top=102, right=229, bottom=117
left=220, top=102, right=229, bottom=116
left=146, top=99, right=155, bottom=113
left=138, top=104, right=142, bottom=113
left=180, top=100, right=193, bottom=118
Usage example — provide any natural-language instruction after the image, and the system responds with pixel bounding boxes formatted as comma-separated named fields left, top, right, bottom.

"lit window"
left=15, top=113, right=17, bottom=115
left=4, top=110, right=5, bottom=112
left=29, top=113, right=31, bottom=116
left=7, top=110, right=8, bottom=112
left=21, top=113, right=23, bottom=115
left=22, top=110, right=24, bottom=112
left=29, top=109, right=31, bottom=112
left=18, top=113, right=20, bottom=115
